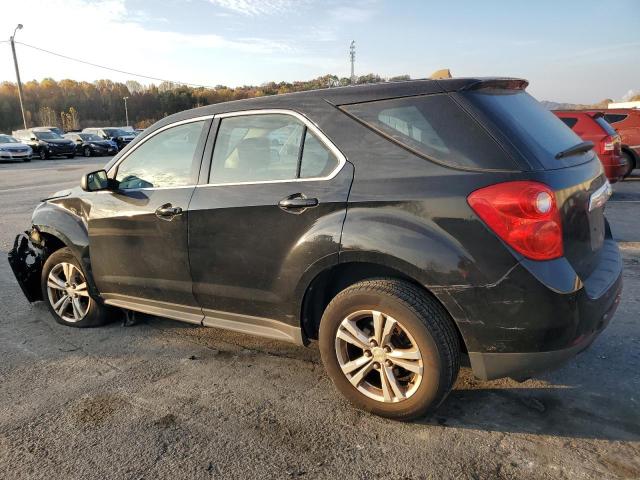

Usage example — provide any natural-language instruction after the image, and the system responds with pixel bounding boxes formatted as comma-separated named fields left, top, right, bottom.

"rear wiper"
left=555, top=141, right=594, bottom=159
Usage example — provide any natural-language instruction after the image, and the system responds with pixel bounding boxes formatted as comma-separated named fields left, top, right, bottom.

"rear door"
left=188, top=111, right=352, bottom=331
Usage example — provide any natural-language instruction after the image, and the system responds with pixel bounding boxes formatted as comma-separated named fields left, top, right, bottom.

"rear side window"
left=463, top=90, right=587, bottom=169
left=341, top=94, right=515, bottom=170
left=559, top=117, right=578, bottom=129
left=604, top=114, right=627, bottom=124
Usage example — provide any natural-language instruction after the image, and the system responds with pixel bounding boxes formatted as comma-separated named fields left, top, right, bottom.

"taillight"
left=467, top=181, right=563, bottom=261
left=601, top=134, right=621, bottom=154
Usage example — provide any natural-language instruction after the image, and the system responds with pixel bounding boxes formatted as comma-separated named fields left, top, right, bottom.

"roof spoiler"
left=460, top=78, right=529, bottom=91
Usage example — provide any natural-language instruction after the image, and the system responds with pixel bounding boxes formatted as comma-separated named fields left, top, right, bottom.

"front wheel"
left=319, top=279, right=460, bottom=420
left=41, top=248, right=111, bottom=327
left=83, top=146, right=92, bottom=157
left=38, top=149, right=48, bottom=160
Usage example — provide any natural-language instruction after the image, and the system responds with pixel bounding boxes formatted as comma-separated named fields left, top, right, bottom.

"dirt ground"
left=0, top=157, right=638, bottom=479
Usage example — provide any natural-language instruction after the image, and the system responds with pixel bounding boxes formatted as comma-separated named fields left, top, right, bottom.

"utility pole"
left=10, top=24, right=27, bottom=129
left=123, top=96, right=129, bottom=126
left=349, top=40, right=356, bottom=85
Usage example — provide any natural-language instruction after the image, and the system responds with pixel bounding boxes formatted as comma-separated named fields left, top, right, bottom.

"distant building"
left=608, top=101, right=640, bottom=109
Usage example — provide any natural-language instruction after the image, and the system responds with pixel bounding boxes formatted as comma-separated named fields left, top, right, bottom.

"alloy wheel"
left=46, top=262, right=91, bottom=323
left=83, top=146, right=91, bottom=157
left=334, top=310, right=423, bottom=403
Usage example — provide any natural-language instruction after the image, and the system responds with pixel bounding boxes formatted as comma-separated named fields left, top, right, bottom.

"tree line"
left=0, top=74, right=410, bottom=133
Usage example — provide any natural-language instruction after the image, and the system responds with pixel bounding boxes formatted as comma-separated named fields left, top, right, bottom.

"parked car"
left=12, top=128, right=76, bottom=159
left=82, top=127, right=135, bottom=150
left=585, top=109, right=640, bottom=173
left=0, top=134, right=32, bottom=162
left=8, top=78, right=622, bottom=420
left=64, top=132, right=118, bottom=157
left=553, top=111, right=628, bottom=182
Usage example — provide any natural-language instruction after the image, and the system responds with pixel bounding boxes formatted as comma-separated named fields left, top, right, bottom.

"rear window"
left=340, top=94, right=516, bottom=170
left=594, top=116, right=617, bottom=136
left=462, top=90, right=588, bottom=169
left=604, top=113, right=627, bottom=124
left=559, top=117, right=578, bottom=129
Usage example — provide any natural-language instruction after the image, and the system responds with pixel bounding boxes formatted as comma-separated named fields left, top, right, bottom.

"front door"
left=188, top=112, right=352, bottom=337
left=88, top=118, right=211, bottom=323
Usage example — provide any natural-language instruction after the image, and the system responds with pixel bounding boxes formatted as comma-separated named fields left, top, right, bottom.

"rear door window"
left=340, top=94, right=517, bottom=170
left=462, top=90, right=589, bottom=169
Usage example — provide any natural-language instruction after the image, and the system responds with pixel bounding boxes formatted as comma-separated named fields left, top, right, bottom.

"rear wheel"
left=319, top=279, right=460, bottom=420
left=41, top=248, right=111, bottom=327
left=622, top=151, right=635, bottom=178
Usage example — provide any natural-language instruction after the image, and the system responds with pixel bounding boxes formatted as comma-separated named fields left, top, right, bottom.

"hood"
left=0, top=142, right=30, bottom=149
left=43, top=138, right=74, bottom=145
left=41, top=189, right=72, bottom=202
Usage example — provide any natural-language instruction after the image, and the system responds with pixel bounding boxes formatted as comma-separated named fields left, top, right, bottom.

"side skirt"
left=102, top=293, right=304, bottom=345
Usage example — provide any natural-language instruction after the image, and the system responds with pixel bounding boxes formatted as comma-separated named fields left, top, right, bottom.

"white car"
left=0, top=134, right=32, bottom=162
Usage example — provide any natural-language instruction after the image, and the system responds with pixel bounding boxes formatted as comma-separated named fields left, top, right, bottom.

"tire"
left=38, top=149, right=47, bottom=160
left=23, top=157, right=31, bottom=162
left=319, top=279, right=460, bottom=420
left=622, top=151, right=635, bottom=178
left=83, top=146, right=92, bottom=157
left=66, top=154, right=75, bottom=159
left=41, top=247, right=110, bottom=327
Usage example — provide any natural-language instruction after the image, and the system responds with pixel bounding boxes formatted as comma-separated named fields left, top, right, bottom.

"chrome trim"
left=199, top=108, right=347, bottom=187
left=107, top=115, right=214, bottom=177
left=588, top=180, right=612, bottom=212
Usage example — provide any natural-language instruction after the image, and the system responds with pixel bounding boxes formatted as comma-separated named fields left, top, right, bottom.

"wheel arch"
left=299, top=259, right=468, bottom=354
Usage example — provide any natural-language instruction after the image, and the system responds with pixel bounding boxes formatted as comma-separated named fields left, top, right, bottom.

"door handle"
left=278, top=194, right=318, bottom=213
left=155, top=204, right=183, bottom=220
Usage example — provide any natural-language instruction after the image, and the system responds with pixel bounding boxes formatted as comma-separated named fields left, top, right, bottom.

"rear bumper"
left=468, top=266, right=622, bottom=380
left=450, top=235, right=623, bottom=380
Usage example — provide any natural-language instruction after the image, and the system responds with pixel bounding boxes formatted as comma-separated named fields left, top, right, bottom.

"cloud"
left=207, top=0, right=301, bottom=16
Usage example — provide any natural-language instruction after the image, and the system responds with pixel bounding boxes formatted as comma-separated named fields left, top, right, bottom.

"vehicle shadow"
left=415, top=368, right=640, bottom=441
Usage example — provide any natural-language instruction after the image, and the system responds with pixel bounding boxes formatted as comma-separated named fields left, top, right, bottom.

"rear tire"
left=41, top=248, right=111, bottom=327
left=622, top=151, right=635, bottom=178
left=319, top=279, right=460, bottom=420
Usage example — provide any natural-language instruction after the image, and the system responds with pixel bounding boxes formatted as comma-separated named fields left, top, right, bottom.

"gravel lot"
left=0, top=157, right=639, bottom=479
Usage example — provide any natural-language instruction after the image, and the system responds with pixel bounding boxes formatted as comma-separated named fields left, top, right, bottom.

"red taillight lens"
left=467, top=181, right=563, bottom=261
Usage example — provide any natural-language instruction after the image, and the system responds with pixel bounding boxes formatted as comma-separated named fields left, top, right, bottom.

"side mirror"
left=81, top=169, right=110, bottom=192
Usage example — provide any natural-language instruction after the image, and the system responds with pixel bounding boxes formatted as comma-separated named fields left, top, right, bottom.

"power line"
left=14, top=41, right=218, bottom=89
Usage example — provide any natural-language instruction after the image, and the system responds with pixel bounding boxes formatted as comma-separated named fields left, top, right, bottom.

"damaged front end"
left=8, top=229, right=45, bottom=302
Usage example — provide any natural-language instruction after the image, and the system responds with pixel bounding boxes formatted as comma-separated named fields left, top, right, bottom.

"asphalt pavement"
left=0, top=157, right=638, bottom=479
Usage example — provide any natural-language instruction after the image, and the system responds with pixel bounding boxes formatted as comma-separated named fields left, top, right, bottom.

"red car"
left=586, top=109, right=640, bottom=173
left=553, top=111, right=628, bottom=182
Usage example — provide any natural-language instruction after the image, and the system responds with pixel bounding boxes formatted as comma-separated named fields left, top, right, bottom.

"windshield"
left=79, top=133, right=103, bottom=141
left=35, top=131, right=63, bottom=140
left=0, top=135, right=19, bottom=143
left=104, top=128, right=129, bottom=137
left=463, top=90, right=590, bottom=169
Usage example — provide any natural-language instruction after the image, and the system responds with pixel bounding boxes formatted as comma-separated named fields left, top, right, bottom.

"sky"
left=0, top=0, right=639, bottom=103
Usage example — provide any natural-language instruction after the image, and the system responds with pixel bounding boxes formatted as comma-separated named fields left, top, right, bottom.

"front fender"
left=31, top=199, right=100, bottom=298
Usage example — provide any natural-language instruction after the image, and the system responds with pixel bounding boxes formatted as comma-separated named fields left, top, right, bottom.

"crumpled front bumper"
left=7, top=231, right=45, bottom=302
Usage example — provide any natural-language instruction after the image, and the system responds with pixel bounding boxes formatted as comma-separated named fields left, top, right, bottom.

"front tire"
left=41, top=248, right=110, bottom=327
left=319, top=279, right=460, bottom=420
left=83, top=146, right=92, bottom=157
left=38, top=149, right=48, bottom=160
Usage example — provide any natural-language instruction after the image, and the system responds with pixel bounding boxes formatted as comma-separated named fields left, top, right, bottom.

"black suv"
left=8, top=78, right=622, bottom=420
left=12, top=128, right=76, bottom=159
